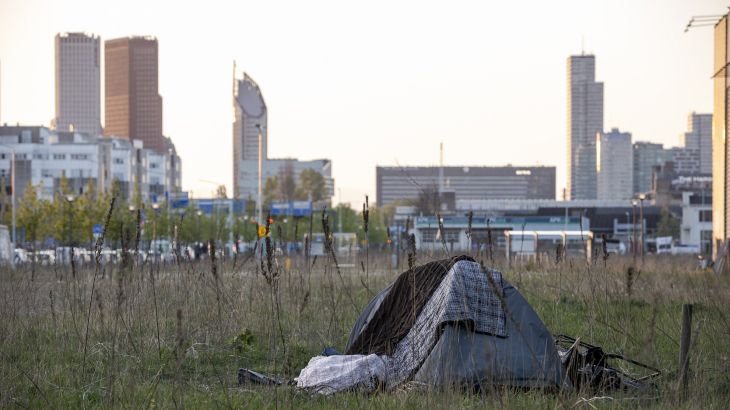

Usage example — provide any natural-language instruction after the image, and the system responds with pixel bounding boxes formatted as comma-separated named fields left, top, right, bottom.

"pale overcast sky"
left=0, top=0, right=725, bottom=206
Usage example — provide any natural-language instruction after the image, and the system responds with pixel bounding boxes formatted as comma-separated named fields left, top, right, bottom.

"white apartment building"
left=0, top=125, right=181, bottom=203
left=597, top=128, right=633, bottom=200
left=681, top=191, right=712, bottom=252
left=53, top=32, right=102, bottom=136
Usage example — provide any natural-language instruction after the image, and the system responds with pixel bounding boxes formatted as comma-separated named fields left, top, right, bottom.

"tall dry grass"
left=0, top=205, right=729, bottom=409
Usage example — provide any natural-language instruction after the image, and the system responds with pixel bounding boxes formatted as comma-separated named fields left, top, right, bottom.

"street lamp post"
left=338, top=188, right=342, bottom=233
left=0, top=144, right=16, bottom=268
left=152, top=203, right=160, bottom=264
left=66, top=195, right=75, bottom=263
left=255, top=124, right=264, bottom=233
left=638, top=194, right=646, bottom=264
left=631, top=200, right=638, bottom=267
left=196, top=210, right=203, bottom=245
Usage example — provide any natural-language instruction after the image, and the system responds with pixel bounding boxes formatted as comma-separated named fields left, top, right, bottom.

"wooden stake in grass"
left=678, top=303, right=693, bottom=391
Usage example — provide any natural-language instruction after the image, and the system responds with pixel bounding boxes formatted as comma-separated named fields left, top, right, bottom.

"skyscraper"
left=104, top=36, right=164, bottom=153
left=675, top=112, right=712, bottom=174
left=53, top=32, right=102, bottom=136
left=567, top=55, right=604, bottom=200
left=233, top=72, right=268, bottom=198
left=597, top=128, right=632, bottom=200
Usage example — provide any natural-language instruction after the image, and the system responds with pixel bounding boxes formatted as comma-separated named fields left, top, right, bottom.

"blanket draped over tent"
left=346, top=255, right=477, bottom=356
left=382, top=260, right=507, bottom=388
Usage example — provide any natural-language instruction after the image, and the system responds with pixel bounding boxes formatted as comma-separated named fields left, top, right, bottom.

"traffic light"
left=269, top=218, right=274, bottom=224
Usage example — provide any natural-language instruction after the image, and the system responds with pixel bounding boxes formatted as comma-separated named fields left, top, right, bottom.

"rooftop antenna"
left=685, top=13, right=725, bottom=32
left=439, top=142, right=444, bottom=193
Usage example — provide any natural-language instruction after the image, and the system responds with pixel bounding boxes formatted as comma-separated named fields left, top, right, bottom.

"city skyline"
left=0, top=0, right=724, bottom=206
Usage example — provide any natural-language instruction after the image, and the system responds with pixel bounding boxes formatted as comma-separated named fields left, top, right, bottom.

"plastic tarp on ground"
left=345, top=272, right=570, bottom=390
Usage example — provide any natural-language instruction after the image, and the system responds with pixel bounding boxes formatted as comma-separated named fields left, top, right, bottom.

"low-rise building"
left=681, top=192, right=712, bottom=253
left=0, top=125, right=182, bottom=203
left=376, top=165, right=556, bottom=208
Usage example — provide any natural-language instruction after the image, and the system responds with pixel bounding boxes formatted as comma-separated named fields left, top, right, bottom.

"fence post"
left=677, top=303, right=693, bottom=391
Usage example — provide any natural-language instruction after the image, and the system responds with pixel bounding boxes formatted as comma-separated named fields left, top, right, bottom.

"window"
left=71, top=154, right=88, bottom=160
left=54, top=154, right=66, bottom=160
left=420, top=229, right=460, bottom=244
left=701, top=230, right=713, bottom=255
left=699, top=210, right=712, bottom=222
left=114, top=158, right=124, bottom=164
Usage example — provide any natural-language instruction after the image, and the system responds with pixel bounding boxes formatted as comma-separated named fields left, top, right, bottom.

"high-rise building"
left=714, top=15, right=730, bottom=257
left=632, top=141, right=673, bottom=195
left=567, top=55, right=604, bottom=200
left=233, top=72, right=268, bottom=198
left=597, top=128, right=632, bottom=200
left=232, top=70, right=333, bottom=201
left=104, top=36, right=164, bottom=153
left=675, top=112, right=712, bottom=174
left=575, top=143, right=597, bottom=200
left=53, top=32, right=102, bottom=136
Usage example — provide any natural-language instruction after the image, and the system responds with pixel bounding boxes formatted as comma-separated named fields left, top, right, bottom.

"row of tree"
left=0, top=174, right=399, bottom=249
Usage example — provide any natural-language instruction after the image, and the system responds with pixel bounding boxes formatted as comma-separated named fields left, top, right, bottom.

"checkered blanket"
left=384, top=260, right=506, bottom=388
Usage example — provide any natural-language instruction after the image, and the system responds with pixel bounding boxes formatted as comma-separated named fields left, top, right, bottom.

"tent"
left=343, top=257, right=570, bottom=390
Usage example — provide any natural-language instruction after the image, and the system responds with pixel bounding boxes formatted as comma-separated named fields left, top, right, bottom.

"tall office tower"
left=675, top=112, right=713, bottom=174
left=632, top=141, right=670, bottom=195
left=597, top=128, right=633, bottom=200
left=104, top=36, right=164, bottom=153
left=53, top=33, right=102, bottom=136
left=233, top=72, right=268, bottom=198
left=567, top=55, right=604, bottom=200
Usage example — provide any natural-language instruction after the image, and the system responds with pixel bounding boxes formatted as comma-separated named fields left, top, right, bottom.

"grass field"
left=1, top=243, right=729, bottom=409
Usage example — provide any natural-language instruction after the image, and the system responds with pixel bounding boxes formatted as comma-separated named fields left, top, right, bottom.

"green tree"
left=656, top=205, right=680, bottom=239
left=263, top=175, right=280, bottom=206
left=0, top=177, right=10, bottom=227
left=16, top=182, right=52, bottom=246
left=279, top=160, right=296, bottom=202
left=52, top=173, right=77, bottom=246
left=295, top=169, right=328, bottom=206
left=106, top=178, right=127, bottom=248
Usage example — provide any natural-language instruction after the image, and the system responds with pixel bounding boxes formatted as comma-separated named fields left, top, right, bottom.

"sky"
left=0, top=0, right=726, bottom=207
